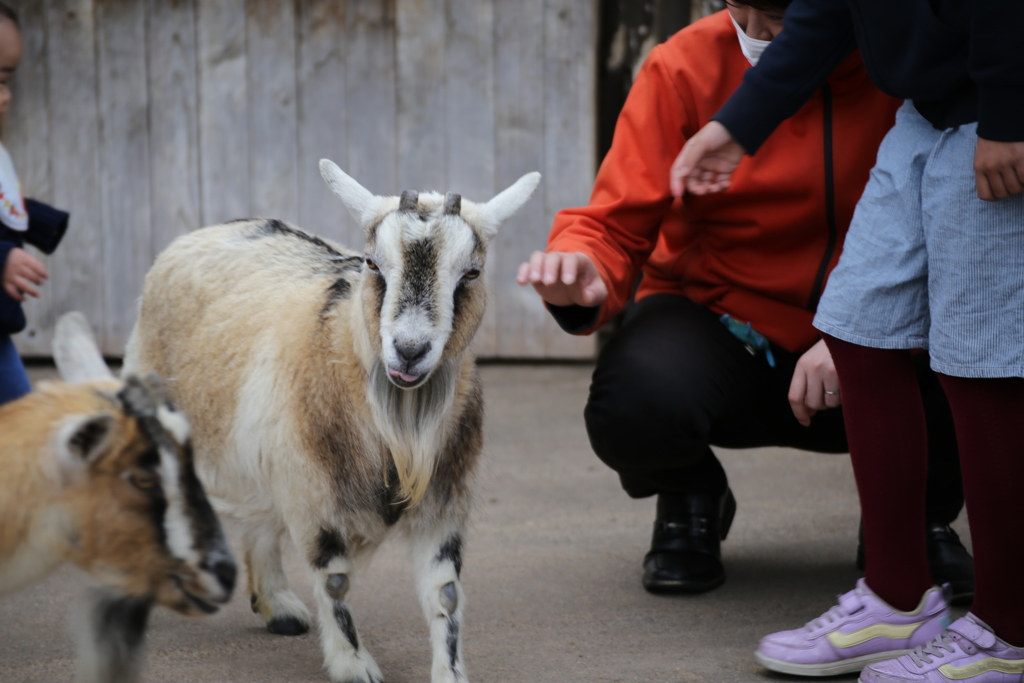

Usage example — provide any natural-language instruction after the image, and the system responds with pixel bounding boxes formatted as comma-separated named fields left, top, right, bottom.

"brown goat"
left=0, top=313, right=236, bottom=683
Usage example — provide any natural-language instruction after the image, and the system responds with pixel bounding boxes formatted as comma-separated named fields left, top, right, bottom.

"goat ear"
left=55, top=413, right=117, bottom=480
left=53, top=312, right=114, bottom=383
left=474, top=172, right=542, bottom=244
left=319, top=159, right=387, bottom=230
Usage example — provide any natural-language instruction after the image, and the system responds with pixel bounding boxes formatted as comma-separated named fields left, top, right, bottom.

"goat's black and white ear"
left=471, top=172, right=541, bottom=244
left=53, top=312, right=114, bottom=384
left=319, top=159, right=389, bottom=230
left=55, top=413, right=117, bottom=481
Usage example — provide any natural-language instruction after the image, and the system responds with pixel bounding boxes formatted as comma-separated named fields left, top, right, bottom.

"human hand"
left=788, top=338, right=841, bottom=427
left=516, top=251, right=608, bottom=308
left=669, top=121, right=747, bottom=198
left=974, top=138, right=1024, bottom=201
left=2, top=247, right=48, bottom=301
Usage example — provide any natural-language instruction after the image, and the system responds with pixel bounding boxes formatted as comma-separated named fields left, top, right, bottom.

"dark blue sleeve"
left=546, top=303, right=600, bottom=335
left=712, top=0, right=857, bottom=154
left=0, top=237, right=27, bottom=335
left=0, top=239, right=17, bottom=273
left=970, top=0, right=1024, bottom=142
left=0, top=224, right=25, bottom=266
left=23, top=199, right=70, bottom=255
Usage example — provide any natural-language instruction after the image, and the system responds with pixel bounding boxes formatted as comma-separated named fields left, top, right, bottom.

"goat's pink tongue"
left=390, top=369, right=421, bottom=383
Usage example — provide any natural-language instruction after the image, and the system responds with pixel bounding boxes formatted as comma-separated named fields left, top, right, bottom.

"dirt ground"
left=1, top=364, right=970, bottom=683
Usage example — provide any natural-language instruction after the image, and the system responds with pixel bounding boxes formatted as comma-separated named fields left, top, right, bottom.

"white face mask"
left=730, top=13, right=773, bottom=66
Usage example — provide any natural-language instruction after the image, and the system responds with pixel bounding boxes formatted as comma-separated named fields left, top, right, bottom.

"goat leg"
left=75, top=589, right=152, bottom=683
left=307, top=526, right=383, bottom=683
left=414, top=525, right=468, bottom=683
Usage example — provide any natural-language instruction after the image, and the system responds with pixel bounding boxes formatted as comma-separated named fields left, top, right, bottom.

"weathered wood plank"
left=543, top=0, right=597, bottom=358
left=147, top=0, right=201, bottom=255
left=345, top=0, right=397, bottom=246
left=443, top=0, right=495, bottom=204
left=246, top=0, right=298, bottom=223
left=296, top=0, right=349, bottom=242
left=395, top=0, right=445, bottom=193
left=95, top=0, right=152, bottom=352
left=8, top=0, right=602, bottom=358
left=444, top=0, right=497, bottom=355
left=197, top=0, right=249, bottom=225
left=43, top=0, right=107, bottom=352
left=5, top=0, right=54, bottom=355
left=493, top=0, right=548, bottom=358
left=3, top=1, right=48, bottom=200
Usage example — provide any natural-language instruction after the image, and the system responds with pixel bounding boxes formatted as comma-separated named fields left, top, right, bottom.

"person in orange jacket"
left=517, top=1, right=971, bottom=596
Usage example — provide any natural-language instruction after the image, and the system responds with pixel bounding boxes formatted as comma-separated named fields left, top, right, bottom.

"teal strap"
left=719, top=314, right=776, bottom=368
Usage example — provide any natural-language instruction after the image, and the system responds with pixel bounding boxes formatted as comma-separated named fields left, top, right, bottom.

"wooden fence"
left=3, top=0, right=596, bottom=359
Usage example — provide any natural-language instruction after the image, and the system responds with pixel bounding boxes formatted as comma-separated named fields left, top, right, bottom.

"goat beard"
left=367, top=359, right=457, bottom=507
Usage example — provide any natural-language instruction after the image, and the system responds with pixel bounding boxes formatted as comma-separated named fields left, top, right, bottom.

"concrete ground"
left=2, top=364, right=971, bottom=683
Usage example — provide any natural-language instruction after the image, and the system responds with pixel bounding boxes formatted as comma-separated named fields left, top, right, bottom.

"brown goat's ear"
left=52, top=312, right=114, bottom=383
left=55, top=413, right=117, bottom=480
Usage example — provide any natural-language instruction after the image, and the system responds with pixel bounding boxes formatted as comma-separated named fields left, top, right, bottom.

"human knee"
left=585, top=389, right=710, bottom=474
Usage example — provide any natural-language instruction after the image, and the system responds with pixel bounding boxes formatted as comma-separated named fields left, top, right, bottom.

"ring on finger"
left=824, top=390, right=840, bottom=396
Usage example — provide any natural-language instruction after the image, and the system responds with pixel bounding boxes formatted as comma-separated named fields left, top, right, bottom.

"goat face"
left=362, top=194, right=487, bottom=388
left=320, top=160, right=540, bottom=389
left=57, top=376, right=236, bottom=616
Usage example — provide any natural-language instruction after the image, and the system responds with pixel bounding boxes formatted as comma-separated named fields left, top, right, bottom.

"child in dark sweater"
left=0, top=3, right=68, bottom=404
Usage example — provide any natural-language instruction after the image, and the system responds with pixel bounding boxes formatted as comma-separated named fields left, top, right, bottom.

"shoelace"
left=907, top=631, right=961, bottom=668
left=805, top=601, right=853, bottom=632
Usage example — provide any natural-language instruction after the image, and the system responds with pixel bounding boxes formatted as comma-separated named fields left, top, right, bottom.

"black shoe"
left=641, top=488, right=736, bottom=594
left=926, top=523, right=974, bottom=605
left=855, top=521, right=975, bottom=606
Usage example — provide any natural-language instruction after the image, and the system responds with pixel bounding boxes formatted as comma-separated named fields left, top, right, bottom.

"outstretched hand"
left=669, top=121, right=747, bottom=198
left=2, top=247, right=48, bottom=302
left=516, top=251, right=608, bottom=308
left=788, top=339, right=841, bottom=427
left=975, top=137, right=1024, bottom=201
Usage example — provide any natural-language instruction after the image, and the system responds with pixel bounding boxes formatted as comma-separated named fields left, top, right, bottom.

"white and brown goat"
left=122, top=161, right=540, bottom=683
left=0, top=312, right=236, bottom=683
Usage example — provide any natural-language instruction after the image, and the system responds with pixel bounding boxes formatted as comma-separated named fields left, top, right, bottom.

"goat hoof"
left=267, top=615, right=309, bottom=636
left=250, top=594, right=259, bottom=613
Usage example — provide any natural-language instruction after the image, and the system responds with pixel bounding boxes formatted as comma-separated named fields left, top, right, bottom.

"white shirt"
left=0, top=141, right=28, bottom=232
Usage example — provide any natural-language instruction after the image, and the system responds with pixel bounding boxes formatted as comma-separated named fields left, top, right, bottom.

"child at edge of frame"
left=0, top=3, right=70, bottom=405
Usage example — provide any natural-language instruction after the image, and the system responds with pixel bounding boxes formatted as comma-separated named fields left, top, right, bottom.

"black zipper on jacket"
left=808, top=83, right=836, bottom=312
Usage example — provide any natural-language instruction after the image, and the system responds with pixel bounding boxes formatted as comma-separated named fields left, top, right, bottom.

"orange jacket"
left=547, top=11, right=900, bottom=353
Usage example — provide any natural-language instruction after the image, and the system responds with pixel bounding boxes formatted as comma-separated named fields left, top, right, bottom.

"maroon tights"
left=823, top=334, right=1024, bottom=646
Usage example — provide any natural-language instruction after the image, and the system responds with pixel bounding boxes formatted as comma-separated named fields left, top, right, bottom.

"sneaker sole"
left=755, top=648, right=913, bottom=677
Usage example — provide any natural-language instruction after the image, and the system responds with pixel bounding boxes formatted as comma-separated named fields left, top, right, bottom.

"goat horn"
left=118, top=374, right=184, bottom=451
left=118, top=375, right=159, bottom=418
left=444, top=193, right=462, bottom=216
left=118, top=374, right=172, bottom=418
left=141, top=373, right=173, bottom=408
left=399, top=190, right=419, bottom=212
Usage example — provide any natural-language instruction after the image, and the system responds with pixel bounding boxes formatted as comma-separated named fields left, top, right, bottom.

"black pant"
left=584, top=295, right=964, bottom=525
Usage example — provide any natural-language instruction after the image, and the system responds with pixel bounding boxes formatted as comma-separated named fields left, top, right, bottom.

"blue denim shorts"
left=814, top=102, right=1024, bottom=379
left=0, top=335, right=31, bottom=405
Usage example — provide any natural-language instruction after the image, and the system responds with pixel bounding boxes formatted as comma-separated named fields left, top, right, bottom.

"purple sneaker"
left=755, top=580, right=951, bottom=676
left=860, top=614, right=1024, bottom=682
